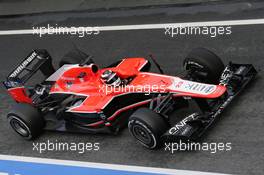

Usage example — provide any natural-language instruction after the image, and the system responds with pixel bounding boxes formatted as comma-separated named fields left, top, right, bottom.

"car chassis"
left=3, top=49, right=257, bottom=149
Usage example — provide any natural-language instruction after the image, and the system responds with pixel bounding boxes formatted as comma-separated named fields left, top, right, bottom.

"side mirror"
left=91, top=64, right=99, bottom=73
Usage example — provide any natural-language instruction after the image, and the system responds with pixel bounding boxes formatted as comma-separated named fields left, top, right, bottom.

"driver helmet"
left=101, top=70, right=121, bottom=86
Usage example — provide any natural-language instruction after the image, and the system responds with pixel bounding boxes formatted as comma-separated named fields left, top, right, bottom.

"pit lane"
left=0, top=2, right=264, bottom=174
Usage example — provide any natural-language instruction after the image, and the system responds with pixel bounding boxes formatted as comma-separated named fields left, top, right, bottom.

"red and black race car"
left=3, top=48, right=257, bottom=149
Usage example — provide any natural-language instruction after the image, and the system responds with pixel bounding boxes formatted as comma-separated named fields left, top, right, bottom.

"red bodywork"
left=8, top=57, right=227, bottom=127
left=8, top=87, right=32, bottom=104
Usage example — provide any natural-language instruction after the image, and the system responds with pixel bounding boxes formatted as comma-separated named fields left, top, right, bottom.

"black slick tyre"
left=7, top=103, right=45, bottom=140
left=128, top=108, right=168, bottom=149
left=184, top=48, right=225, bottom=83
left=59, top=49, right=91, bottom=67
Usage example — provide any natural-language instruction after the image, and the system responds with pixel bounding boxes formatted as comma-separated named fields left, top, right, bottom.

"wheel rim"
left=132, top=125, right=152, bottom=145
left=9, top=116, right=30, bottom=138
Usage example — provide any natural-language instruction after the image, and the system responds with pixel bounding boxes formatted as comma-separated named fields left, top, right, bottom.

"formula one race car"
left=3, top=48, right=257, bottom=149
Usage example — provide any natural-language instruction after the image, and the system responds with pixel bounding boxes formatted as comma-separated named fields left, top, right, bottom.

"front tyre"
left=184, top=48, right=225, bottom=83
left=128, top=108, right=168, bottom=149
left=7, top=104, right=45, bottom=140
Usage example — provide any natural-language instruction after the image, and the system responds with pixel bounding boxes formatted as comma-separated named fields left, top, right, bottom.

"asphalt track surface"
left=0, top=2, right=264, bottom=175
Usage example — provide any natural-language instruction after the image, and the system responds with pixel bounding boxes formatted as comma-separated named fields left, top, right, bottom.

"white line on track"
left=0, top=154, right=229, bottom=175
left=0, top=18, right=264, bottom=35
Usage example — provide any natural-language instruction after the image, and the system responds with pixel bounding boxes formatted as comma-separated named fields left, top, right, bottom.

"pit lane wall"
left=0, top=0, right=233, bottom=17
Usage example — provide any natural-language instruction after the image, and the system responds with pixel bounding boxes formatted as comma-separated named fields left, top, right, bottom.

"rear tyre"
left=184, top=48, right=225, bottom=83
left=128, top=108, right=168, bottom=149
left=7, top=104, right=45, bottom=140
left=59, top=49, right=92, bottom=67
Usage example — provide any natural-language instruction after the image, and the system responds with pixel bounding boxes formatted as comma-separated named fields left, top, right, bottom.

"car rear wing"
left=3, top=49, right=55, bottom=89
